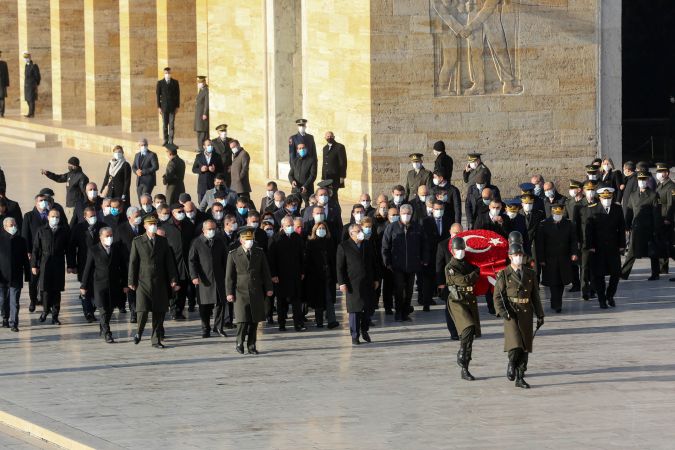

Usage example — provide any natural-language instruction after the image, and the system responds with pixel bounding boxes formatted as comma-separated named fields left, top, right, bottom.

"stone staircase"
left=0, top=123, right=61, bottom=149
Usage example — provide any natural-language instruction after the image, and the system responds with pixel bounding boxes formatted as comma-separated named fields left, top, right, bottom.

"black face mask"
left=326, top=138, right=334, bottom=144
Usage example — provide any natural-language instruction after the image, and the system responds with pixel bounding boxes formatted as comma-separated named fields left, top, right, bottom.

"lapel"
left=144, top=234, right=156, bottom=257
left=239, top=246, right=250, bottom=271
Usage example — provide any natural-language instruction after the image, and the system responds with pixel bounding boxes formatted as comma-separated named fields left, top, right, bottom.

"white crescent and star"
left=461, top=235, right=505, bottom=254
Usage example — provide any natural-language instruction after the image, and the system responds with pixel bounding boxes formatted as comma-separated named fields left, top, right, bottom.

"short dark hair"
left=163, top=67, right=171, bottom=72
left=215, top=173, right=227, bottom=181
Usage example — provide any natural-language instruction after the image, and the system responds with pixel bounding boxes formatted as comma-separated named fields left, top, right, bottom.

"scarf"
left=108, top=157, right=126, bottom=178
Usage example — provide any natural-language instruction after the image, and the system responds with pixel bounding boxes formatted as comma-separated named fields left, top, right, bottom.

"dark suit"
left=163, top=156, right=186, bottom=205
left=81, top=242, right=127, bottom=336
left=132, top=151, right=160, bottom=200
left=114, top=221, right=143, bottom=319
left=0, top=231, right=30, bottom=327
left=160, top=219, right=194, bottom=317
left=156, top=78, right=180, bottom=144
left=585, top=203, right=625, bottom=306
left=189, top=235, right=228, bottom=333
left=289, top=132, right=316, bottom=162
left=68, top=220, right=105, bottom=317
left=192, top=152, right=223, bottom=203
left=288, top=155, right=317, bottom=206
left=420, top=214, right=451, bottom=307
left=321, top=141, right=347, bottom=201
left=0, top=59, right=8, bottom=116
left=22, top=208, right=49, bottom=306
left=211, top=137, right=235, bottom=186
left=24, top=61, right=40, bottom=116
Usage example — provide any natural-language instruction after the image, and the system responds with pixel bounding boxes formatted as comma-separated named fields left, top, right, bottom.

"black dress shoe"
left=39, top=312, right=47, bottom=322
left=607, top=297, right=616, bottom=307
left=316, top=323, right=324, bottom=328
left=408, top=305, right=414, bottom=314
left=247, top=347, right=259, bottom=355
left=152, top=342, right=165, bottom=349
left=105, top=334, right=115, bottom=344
left=52, top=318, right=61, bottom=325
left=362, top=331, right=372, bottom=343
left=385, top=308, right=393, bottom=315
left=87, top=314, right=96, bottom=323
left=2, top=319, right=9, bottom=328
left=213, top=328, right=227, bottom=338
left=423, top=305, right=430, bottom=312
left=327, top=321, right=340, bottom=329
left=428, top=299, right=438, bottom=306
left=278, top=325, right=286, bottom=331
left=394, top=312, right=402, bottom=322
left=174, top=312, right=186, bottom=320
left=224, top=322, right=235, bottom=329
left=29, top=301, right=36, bottom=313
left=352, top=338, right=361, bottom=346
left=568, top=285, right=581, bottom=293
left=10, top=327, right=18, bottom=332
left=450, top=335, right=459, bottom=341
left=582, top=294, right=590, bottom=301
left=133, top=334, right=141, bottom=345
left=402, top=316, right=412, bottom=322
left=202, top=331, right=211, bottom=338
left=554, top=308, right=562, bottom=313
left=119, top=307, right=127, bottom=313
left=187, top=305, right=196, bottom=312
left=599, top=302, right=608, bottom=309
left=295, top=325, right=307, bottom=332
left=235, top=344, right=245, bottom=354
left=648, top=275, right=660, bottom=281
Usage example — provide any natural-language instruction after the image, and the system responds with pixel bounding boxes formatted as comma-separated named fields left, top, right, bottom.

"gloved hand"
left=537, top=317, right=544, bottom=328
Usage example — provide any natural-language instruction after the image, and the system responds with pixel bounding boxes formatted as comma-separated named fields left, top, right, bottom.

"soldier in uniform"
left=128, top=215, right=179, bottom=348
left=520, top=192, right=545, bottom=259
left=288, top=118, right=317, bottom=162
left=585, top=187, right=626, bottom=308
left=445, top=237, right=481, bottom=381
left=576, top=180, right=598, bottom=300
left=462, top=153, right=491, bottom=195
left=404, top=153, right=432, bottom=201
left=194, top=76, right=209, bottom=150
left=23, top=52, right=40, bottom=118
left=211, top=124, right=235, bottom=187
left=654, top=163, right=675, bottom=275
left=225, top=226, right=274, bottom=354
left=566, top=180, right=585, bottom=291
left=494, top=243, right=545, bottom=389
left=162, top=144, right=185, bottom=206
left=536, top=204, right=578, bottom=313
left=621, top=171, right=662, bottom=281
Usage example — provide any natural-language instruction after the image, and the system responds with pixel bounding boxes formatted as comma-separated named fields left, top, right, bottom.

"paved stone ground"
left=1, top=145, right=675, bottom=449
left=0, top=424, right=58, bottom=449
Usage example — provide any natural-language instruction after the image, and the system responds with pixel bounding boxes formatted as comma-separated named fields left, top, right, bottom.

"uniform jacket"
left=289, top=132, right=316, bottom=161
left=445, top=257, right=481, bottom=336
left=24, top=62, right=40, bottom=101
left=462, top=163, right=491, bottom=191
left=127, top=234, right=178, bottom=313
left=536, top=217, right=578, bottom=286
left=230, top=149, right=251, bottom=194
left=225, top=246, right=273, bottom=323
left=405, top=167, right=432, bottom=201
left=625, top=189, right=661, bottom=258
left=194, top=86, right=209, bottom=132
left=585, top=203, right=625, bottom=277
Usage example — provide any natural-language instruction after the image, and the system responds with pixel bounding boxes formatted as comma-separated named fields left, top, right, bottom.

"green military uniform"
left=462, top=153, right=491, bottom=192
left=494, top=262, right=544, bottom=388
left=225, top=229, right=273, bottom=354
left=654, top=163, right=675, bottom=273
left=404, top=153, right=432, bottom=200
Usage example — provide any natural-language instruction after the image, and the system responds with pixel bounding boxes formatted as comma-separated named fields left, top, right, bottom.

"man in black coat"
left=102, top=198, right=126, bottom=232
left=41, top=157, right=89, bottom=222
left=321, top=131, right=347, bottom=202
left=132, top=139, right=160, bottom=201
left=80, top=227, right=128, bottom=343
left=68, top=207, right=105, bottom=322
left=432, top=140, right=453, bottom=181
left=31, top=210, right=71, bottom=324
left=160, top=204, right=195, bottom=320
left=162, top=144, right=185, bottom=205
left=23, top=52, right=40, bottom=118
left=192, top=140, right=223, bottom=203
left=0, top=217, right=30, bottom=331
left=462, top=153, right=491, bottom=195
left=420, top=201, right=452, bottom=311
left=586, top=188, right=626, bottom=308
left=620, top=161, right=638, bottom=213
left=114, top=206, right=144, bottom=322
left=288, top=143, right=317, bottom=207
left=542, top=181, right=568, bottom=218
left=288, top=118, right=316, bottom=162
left=0, top=186, right=23, bottom=230
left=465, top=174, right=500, bottom=229
left=0, top=50, right=8, bottom=117
left=474, top=199, right=508, bottom=238
left=22, top=193, right=52, bottom=312
left=70, top=182, right=103, bottom=227
left=211, top=124, right=235, bottom=187
left=156, top=67, right=180, bottom=145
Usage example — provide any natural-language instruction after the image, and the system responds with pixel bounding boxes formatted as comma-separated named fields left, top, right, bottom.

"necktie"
left=516, top=269, right=522, bottom=280
left=436, top=218, right=442, bottom=235
left=149, top=238, right=154, bottom=249
left=207, top=239, right=213, bottom=248
left=606, top=207, right=610, bottom=214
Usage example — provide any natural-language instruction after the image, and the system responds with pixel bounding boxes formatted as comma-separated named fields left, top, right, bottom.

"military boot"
left=506, top=361, right=516, bottom=381
left=456, top=346, right=464, bottom=368
left=515, top=369, right=530, bottom=389
left=461, top=349, right=475, bottom=381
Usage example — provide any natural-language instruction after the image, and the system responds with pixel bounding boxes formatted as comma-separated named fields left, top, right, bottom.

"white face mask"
left=204, top=229, right=216, bottom=239
left=103, top=207, right=111, bottom=216
left=489, top=208, right=500, bottom=218
left=142, top=204, right=153, bottom=213
left=220, top=132, right=227, bottom=140
left=38, top=200, right=49, bottom=210
left=601, top=199, right=612, bottom=208
left=506, top=211, right=518, bottom=219
left=568, top=189, right=578, bottom=198
left=230, top=223, right=238, bottom=232
left=511, top=255, right=524, bottom=266
left=133, top=216, right=142, bottom=225
left=522, top=203, right=533, bottom=213
left=432, top=178, right=440, bottom=186
left=146, top=225, right=157, bottom=234
left=412, top=162, right=421, bottom=171
left=212, top=211, right=224, bottom=221
left=231, top=147, right=239, bottom=155
left=86, top=216, right=97, bottom=226
left=274, top=200, right=283, bottom=208
left=186, top=211, right=196, bottom=220
left=390, top=215, right=400, bottom=223
left=454, top=249, right=465, bottom=260
left=657, top=172, right=668, bottom=182
left=433, top=209, right=444, bottom=219
left=318, top=195, right=329, bottom=205
left=266, top=190, right=275, bottom=199
left=585, top=190, right=595, bottom=201
left=602, top=164, right=610, bottom=172
left=476, top=183, right=485, bottom=191
left=544, top=190, right=555, bottom=199
left=353, top=213, right=363, bottom=222
left=469, top=162, right=477, bottom=169
left=158, top=214, right=170, bottom=222
left=316, top=228, right=327, bottom=238
left=638, top=180, right=648, bottom=189
left=87, top=190, right=98, bottom=200
left=102, top=236, right=113, bottom=247
left=298, top=126, right=306, bottom=134
left=243, top=239, right=254, bottom=250
left=313, top=214, right=324, bottom=223
left=418, top=195, right=427, bottom=202
left=139, top=146, right=147, bottom=155
left=393, top=195, right=403, bottom=204
left=400, top=214, right=411, bottom=224
left=265, top=229, right=274, bottom=237
left=24, top=58, right=30, bottom=64
left=433, top=150, right=441, bottom=157
left=6, top=226, right=18, bottom=236
left=49, top=217, right=60, bottom=227
left=284, top=226, right=294, bottom=235
left=360, top=201, right=370, bottom=209
left=426, top=207, right=433, bottom=215
left=553, top=214, right=563, bottom=222
left=154, top=202, right=163, bottom=210
left=174, top=212, right=186, bottom=221
left=356, top=231, right=365, bottom=241
left=587, top=174, right=597, bottom=181
left=198, top=82, right=204, bottom=89
left=113, top=152, right=123, bottom=160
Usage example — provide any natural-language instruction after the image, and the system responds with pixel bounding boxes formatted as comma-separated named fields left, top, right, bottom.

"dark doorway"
left=622, top=0, right=675, bottom=166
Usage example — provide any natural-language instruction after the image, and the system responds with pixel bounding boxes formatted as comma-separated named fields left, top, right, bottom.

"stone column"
left=50, top=0, right=85, bottom=122
left=17, top=0, right=52, bottom=117
left=196, top=0, right=209, bottom=76
left=156, top=0, right=197, bottom=140
left=84, top=0, right=120, bottom=127
left=119, top=0, right=157, bottom=133
left=0, top=1, right=20, bottom=112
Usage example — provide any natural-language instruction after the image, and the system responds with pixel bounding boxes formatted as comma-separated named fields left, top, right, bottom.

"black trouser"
left=417, top=267, right=436, bottom=306
left=170, top=279, right=188, bottom=316
left=41, top=291, right=61, bottom=318
left=443, top=292, right=459, bottom=338
left=161, top=109, right=176, bottom=144
left=594, top=275, right=620, bottom=304
left=212, top=299, right=230, bottom=332
left=99, top=301, right=113, bottom=336
left=137, top=310, right=165, bottom=345
left=236, top=322, right=258, bottom=349
left=199, top=304, right=214, bottom=332
left=80, top=292, right=95, bottom=317
left=348, top=311, right=369, bottom=339
left=548, top=285, right=564, bottom=311
left=581, top=249, right=594, bottom=296
left=571, top=262, right=581, bottom=288
left=376, top=268, right=394, bottom=310
left=186, top=283, right=197, bottom=310
left=621, top=248, right=659, bottom=279
left=392, top=271, right=415, bottom=318
left=265, top=294, right=275, bottom=321
left=277, top=296, right=303, bottom=328
left=508, top=348, right=529, bottom=373
left=0, top=97, right=5, bottom=116
left=26, top=99, right=35, bottom=116
left=196, top=131, right=208, bottom=150
left=29, top=273, right=39, bottom=304
left=126, top=290, right=137, bottom=320
left=484, top=288, right=495, bottom=315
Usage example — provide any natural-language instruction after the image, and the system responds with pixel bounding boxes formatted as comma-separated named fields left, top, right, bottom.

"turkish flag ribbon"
left=450, top=229, right=509, bottom=296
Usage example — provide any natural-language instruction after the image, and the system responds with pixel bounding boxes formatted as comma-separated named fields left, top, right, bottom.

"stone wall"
left=0, top=1, right=20, bottom=111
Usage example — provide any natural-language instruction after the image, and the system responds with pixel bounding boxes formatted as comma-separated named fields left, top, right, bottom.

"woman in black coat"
left=101, top=145, right=132, bottom=206
left=303, top=222, right=337, bottom=328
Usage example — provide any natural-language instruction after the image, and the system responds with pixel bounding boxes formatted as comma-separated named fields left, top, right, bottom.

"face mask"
left=390, top=215, right=400, bottom=223
left=393, top=195, right=403, bottom=204
left=544, top=190, right=555, bottom=199
left=284, top=226, right=294, bottom=235
left=316, top=195, right=328, bottom=205
left=587, top=174, right=597, bottom=181
left=103, top=236, right=113, bottom=247
left=433, top=150, right=441, bottom=157
left=601, top=199, right=612, bottom=208
left=49, top=217, right=59, bottom=227
left=412, top=162, right=421, bottom=171
left=400, top=214, right=411, bottom=224
left=87, top=190, right=98, bottom=200
left=506, top=211, right=517, bottom=219
left=86, top=216, right=97, bottom=226
left=360, top=201, right=370, bottom=209
left=432, top=178, right=440, bottom=186
left=476, top=183, right=485, bottom=190
left=113, top=152, right=123, bottom=160
left=511, top=255, right=524, bottom=266
left=265, top=229, right=274, bottom=238
left=482, top=198, right=491, bottom=206
left=418, top=195, right=427, bottom=202
left=220, top=132, right=227, bottom=140
left=585, top=190, right=595, bottom=200
left=230, top=223, right=238, bottom=232
left=657, top=173, right=668, bottom=182
left=205, top=229, right=216, bottom=239
left=568, top=189, right=578, bottom=198
left=534, top=185, right=542, bottom=195
left=363, top=227, right=372, bottom=236
left=553, top=214, right=563, bottom=222
left=287, top=205, right=297, bottom=213
left=142, top=204, right=153, bottom=213
left=356, top=231, right=365, bottom=241
left=298, top=126, right=306, bottom=134
left=140, top=146, right=147, bottom=155
left=110, top=208, right=120, bottom=216
left=146, top=224, right=157, bottom=234
left=38, top=200, right=49, bottom=210
left=231, top=147, right=240, bottom=155
left=158, top=214, right=170, bottom=222
left=433, top=209, right=443, bottom=219
left=489, top=208, right=500, bottom=218
left=164, top=74, right=171, bottom=82
left=298, top=149, right=307, bottom=158
left=638, top=180, right=648, bottom=189
left=7, top=226, right=18, bottom=236
left=378, top=208, right=387, bottom=216
left=274, top=200, right=283, bottom=208
left=212, top=211, right=224, bottom=220
left=353, top=213, right=363, bottom=222
left=602, top=164, right=610, bottom=172
left=133, top=217, right=142, bottom=225
left=205, top=146, right=213, bottom=153
left=198, top=82, right=204, bottom=89
left=266, top=190, right=275, bottom=199
left=313, top=214, right=324, bottom=223
left=426, top=207, right=433, bottom=215
left=316, top=228, right=327, bottom=238
left=522, top=203, right=533, bottom=213
left=175, top=212, right=186, bottom=221
left=103, top=207, right=111, bottom=216
left=186, top=211, right=196, bottom=220
left=439, top=195, right=448, bottom=202
left=454, top=249, right=465, bottom=260
left=243, top=240, right=254, bottom=250
left=24, top=58, right=30, bottom=64
left=469, top=162, right=477, bottom=169
left=237, top=207, right=248, bottom=216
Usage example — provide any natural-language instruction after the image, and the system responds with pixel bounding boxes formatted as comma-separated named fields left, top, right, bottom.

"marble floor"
left=1, top=144, right=675, bottom=449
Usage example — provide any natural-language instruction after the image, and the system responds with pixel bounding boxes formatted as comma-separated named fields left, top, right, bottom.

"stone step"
left=0, top=132, right=60, bottom=149
left=0, top=124, right=60, bottom=142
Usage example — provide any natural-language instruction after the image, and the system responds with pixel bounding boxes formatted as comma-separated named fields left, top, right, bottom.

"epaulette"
left=588, top=203, right=597, bottom=207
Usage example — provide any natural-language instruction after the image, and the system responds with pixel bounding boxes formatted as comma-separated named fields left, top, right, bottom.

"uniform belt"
left=456, top=286, right=473, bottom=293
left=510, top=298, right=529, bottom=304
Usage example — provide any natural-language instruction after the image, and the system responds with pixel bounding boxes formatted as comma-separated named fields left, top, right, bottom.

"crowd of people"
left=0, top=124, right=672, bottom=388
